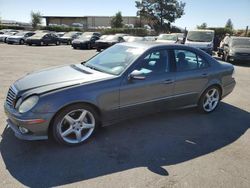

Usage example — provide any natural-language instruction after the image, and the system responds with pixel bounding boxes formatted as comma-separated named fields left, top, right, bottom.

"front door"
left=119, top=49, right=175, bottom=118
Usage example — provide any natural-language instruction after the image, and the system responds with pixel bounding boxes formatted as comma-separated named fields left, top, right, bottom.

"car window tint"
left=135, top=50, right=169, bottom=75
left=174, top=50, right=208, bottom=71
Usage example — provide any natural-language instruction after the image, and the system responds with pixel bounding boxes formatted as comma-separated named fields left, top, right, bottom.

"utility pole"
left=245, top=26, right=248, bottom=37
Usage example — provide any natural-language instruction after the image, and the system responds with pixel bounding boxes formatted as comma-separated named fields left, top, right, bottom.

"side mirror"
left=128, top=70, right=146, bottom=81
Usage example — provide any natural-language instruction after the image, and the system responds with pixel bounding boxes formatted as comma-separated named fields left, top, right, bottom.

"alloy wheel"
left=203, top=88, right=220, bottom=112
left=58, top=109, right=95, bottom=144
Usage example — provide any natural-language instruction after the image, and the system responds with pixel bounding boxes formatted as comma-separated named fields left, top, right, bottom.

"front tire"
left=198, top=86, right=221, bottom=113
left=19, top=39, right=25, bottom=45
left=52, top=104, right=100, bottom=146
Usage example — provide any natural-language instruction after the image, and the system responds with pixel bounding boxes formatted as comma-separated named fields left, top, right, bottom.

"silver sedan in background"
left=6, top=31, right=35, bottom=45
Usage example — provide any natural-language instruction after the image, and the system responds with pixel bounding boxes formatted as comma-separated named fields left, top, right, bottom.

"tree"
left=197, top=22, right=207, bottom=29
left=135, top=0, right=185, bottom=32
left=225, top=19, right=233, bottom=30
left=31, top=11, right=42, bottom=29
left=111, top=11, right=123, bottom=28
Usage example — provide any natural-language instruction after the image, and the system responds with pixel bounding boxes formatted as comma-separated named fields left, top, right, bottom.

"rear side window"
left=174, top=50, right=209, bottom=71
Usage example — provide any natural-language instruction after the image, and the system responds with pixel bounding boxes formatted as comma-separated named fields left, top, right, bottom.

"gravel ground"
left=0, top=43, right=249, bottom=188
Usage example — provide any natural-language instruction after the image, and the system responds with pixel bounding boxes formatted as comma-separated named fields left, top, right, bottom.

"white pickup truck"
left=185, top=30, right=215, bottom=55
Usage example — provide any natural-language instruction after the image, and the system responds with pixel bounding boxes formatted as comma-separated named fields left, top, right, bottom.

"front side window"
left=134, top=50, right=169, bottom=75
left=174, top=50, right=209, bottom=71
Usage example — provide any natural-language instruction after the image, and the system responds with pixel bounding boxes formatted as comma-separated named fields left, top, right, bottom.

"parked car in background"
left=59, top=32, right=82, bottom=45
left=115, top=33, right=129, bottom=37
left=0, top=30, right=18, bottom=42
left=123, top=36, right=145, bottom=42
left=185, top=30, right=215, bottom=55
left=82, top=32, right=101, bottom=37
left=222, top=37, right=250, bottom=63
left=4, top=43, right=235, bottom=146
left=72, top=34, right=100, bottom=49
left=6, top=31, right=35, bottom=45
left=144, top=36, right=157, bottom=41
left=55, top=32, right=66, bottom=38
left=95, top=35, right=125, bottom=51
left=156, top=33, right=184, bottom=44
left=26, top=33, right=60, bottom=46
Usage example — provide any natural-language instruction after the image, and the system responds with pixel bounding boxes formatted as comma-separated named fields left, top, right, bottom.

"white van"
left=185, top=30, right=215, bottom=55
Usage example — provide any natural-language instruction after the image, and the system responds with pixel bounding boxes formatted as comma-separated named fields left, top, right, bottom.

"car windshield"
left=84, top=45, right=145, bottom=75
left=127, top=37, right=144, bottom=42
left=63, top=32, right=76, bottom=37
left=78, top=35, right=92, bottom=40
left=187, top=31, right=214, bottom=42
left=15, top=32, right=27, bottom=36
left=105, top=35, right=119, bottom=41
left=158, top=34, right=177, bottom=41
left=30, top=33, right=46, bottom=38
left=231, top=38, right=250, bottom=47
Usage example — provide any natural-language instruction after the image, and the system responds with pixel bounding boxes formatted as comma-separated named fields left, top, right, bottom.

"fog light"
left=19, top=126, right=29, bottom=134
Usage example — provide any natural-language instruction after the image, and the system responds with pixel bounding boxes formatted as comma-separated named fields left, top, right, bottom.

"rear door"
left=171, top=49, right=210, bottom=107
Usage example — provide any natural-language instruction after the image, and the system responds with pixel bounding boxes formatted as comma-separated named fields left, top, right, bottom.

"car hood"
left=0, top=34, right=12, bottom=38
left=185, top=41, right=212, bottom=48
left=8, top=35, right=23, bottom=39
left=232, top=46, right=250, bottom=53
left=73, top=39, right=89, bottom=43
left=97, top=40, right=117, bottom=43
left=14, top=64, right=114, bottom=95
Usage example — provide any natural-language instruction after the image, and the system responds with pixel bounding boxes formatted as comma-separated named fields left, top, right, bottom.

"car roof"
left=231, top=36, right=250, bottom=39
left=118, top=42, right=190, bottom=50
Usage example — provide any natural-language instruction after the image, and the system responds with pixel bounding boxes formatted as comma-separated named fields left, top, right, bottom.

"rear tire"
left=198, top=86, right=221, bottom=113
left=52, top=104, right=100, bottom=146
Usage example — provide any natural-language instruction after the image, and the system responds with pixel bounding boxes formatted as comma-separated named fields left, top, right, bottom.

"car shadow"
left=0, top=102, right=249, bottom=187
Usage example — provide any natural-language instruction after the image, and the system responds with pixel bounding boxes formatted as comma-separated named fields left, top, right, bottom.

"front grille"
left=6, top=85, right=18, bottom=108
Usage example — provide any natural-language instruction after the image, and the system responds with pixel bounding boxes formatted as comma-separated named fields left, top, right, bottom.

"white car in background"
left=0, top=30, right=18, bottom=42
left=185, top=30, right=215, bottom=55
left=6, top=31, right=35, bottom=45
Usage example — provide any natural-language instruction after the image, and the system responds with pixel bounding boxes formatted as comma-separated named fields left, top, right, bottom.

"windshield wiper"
left=83, top=64, right=105, bottom=73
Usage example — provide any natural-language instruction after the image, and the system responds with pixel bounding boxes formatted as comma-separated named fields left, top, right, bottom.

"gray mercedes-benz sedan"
left=4, top=43, right=236, bottom=146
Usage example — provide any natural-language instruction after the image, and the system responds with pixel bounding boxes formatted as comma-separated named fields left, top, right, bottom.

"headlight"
left=18, top=95, right=39, bottom=113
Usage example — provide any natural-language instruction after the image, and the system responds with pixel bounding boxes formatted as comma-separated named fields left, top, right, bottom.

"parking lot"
left=0, top=44, right=249, bottom=188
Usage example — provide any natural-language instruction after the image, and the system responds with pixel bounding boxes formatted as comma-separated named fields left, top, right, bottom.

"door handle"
left=201, top=73, right=208, bottom=78
left=162, top=79, right=174, bottom=84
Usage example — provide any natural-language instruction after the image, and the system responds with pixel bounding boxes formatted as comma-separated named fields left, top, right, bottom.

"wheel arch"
left=199, top=82, right=223, bottom=102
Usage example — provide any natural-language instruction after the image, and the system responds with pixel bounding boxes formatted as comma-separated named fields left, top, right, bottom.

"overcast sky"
left=0, top=0, right=249, bottom=29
